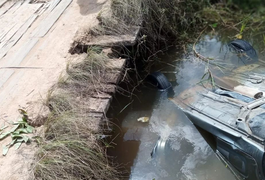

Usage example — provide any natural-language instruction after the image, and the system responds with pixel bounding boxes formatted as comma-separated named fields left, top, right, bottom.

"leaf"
left=14, top=142, right=22, bottom=150
left=201, top=70, right=209, bottom=79
left=26, top=125, right=34, bottom=133
left=14, top=120, right=26, bottom=125
left=32, top=136, right=42, bottom=145
left=0, top=132, right=11, bottom=140
left=10, top=124, right=20, bottom=133
left=0, top=109, right=33, bottom=155
left=240, top=23, right=246, bottom=34
left=18, top=109, right=27, bottom=115
left=11, top=134, right=30, bottom=143
left=14, top=128, right=28, bottom=134
left=22, top=116, right=28, bottom=122
left=211, top=75, right=215, bottom=87
left=3, top=146, right=9, bottom=156
left=11, top=134, right=23, bottom=139
left=22, top=136, right=29, bottom=143
left=7, top=139, right=17, bottom=148
left=211, top=23, right=218, bottom=28
left=0, top=125, right=8, bottom=131
left=16, top=139, right=24, bottom=143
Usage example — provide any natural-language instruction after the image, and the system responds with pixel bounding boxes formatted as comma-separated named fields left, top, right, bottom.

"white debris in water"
left=137, top=117, right=150, bottom=122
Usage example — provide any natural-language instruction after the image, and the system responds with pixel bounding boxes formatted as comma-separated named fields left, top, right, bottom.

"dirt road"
left=0, top=0, right=106, bottom=179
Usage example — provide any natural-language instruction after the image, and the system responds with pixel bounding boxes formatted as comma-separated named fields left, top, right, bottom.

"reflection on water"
left=107, top=31, right=265, bottom=180
left=128, top=95, right=234, bottom=180
left=108, top=60, right=236, bottom=180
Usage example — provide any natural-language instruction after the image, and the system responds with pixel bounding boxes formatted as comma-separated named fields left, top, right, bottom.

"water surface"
left=107, top=29, right=265, bottom=180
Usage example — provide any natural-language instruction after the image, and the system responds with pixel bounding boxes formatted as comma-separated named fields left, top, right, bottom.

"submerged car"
left=172, top=85, right=265, bottom=180
left=171, top=40, right=265, bottom=180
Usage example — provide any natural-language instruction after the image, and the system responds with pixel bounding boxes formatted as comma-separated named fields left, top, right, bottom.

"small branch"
left=192, top=27, right=213, bottom=62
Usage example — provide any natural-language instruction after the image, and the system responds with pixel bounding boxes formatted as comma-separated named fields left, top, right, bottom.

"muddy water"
left=107, top=31, right=265, bottom=180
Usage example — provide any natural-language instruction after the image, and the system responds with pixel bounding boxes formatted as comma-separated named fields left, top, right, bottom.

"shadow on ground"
left=77, top=0, right=106, bottom=15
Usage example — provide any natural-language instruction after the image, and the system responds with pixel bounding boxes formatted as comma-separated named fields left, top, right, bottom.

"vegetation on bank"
left=93, top=0, right=265, bottom=88
left=93, top=0, right=265, bottom=72
left=33, top=0, right=265, bottom=179
left=34, top=49, right=119, bottom=180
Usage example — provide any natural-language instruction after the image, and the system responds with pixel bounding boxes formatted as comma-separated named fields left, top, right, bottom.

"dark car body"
left=171, top=79, right=265, bottom=180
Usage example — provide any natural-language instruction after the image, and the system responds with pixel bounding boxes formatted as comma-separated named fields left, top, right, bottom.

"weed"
left=0, top=109, right=34, bottom=155
left=199, top=66, right=216, bottom=88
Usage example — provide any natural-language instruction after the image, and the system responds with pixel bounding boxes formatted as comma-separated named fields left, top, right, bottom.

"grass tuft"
left=34, top=49, right=119, bottom=180
left=35, top=114, right=118, bottom=180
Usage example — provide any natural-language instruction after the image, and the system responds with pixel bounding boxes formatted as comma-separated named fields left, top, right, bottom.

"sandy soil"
left=0, top=0, right=107, bottom=179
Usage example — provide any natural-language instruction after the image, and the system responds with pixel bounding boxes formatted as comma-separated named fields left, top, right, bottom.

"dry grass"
left=95, top=0, right=210, bottom=48
left=59, top=47, right=113, bottom=97
left=34, top=112, right=118, bottom=180
left=90, top=0, right=142, bottom=36
left=33, top=49, right=120, bottom=180
left=92, top=0, right=265, bottom=54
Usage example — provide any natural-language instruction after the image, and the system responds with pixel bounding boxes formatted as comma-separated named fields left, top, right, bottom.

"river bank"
left=1, top=0, right=265, bottom=179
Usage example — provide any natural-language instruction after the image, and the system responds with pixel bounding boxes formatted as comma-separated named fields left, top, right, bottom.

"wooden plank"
left=87, top=34, right=138, bottom=47
left=0, top=15, right=39, bottom=59
left=48, top=0, right=61, bottom=11
left=6, top=1, right=23, bottom=14
left=0, top=0, right=72, bottom=88
left=99, top=72, right=122, bottom=84
left=0, top=24, right=15, bottom=42
left=92, top=84, right=116, bottom=93
left=0, top=0, right=71, bottom=60
left=0, top=0, right=8, bottom=8
left=35, top=2, right=50, bottom=16
left=0, top=1, right=41, bottom=31
left=106, top=58, right=126, bottom=70
left=87, top=112, right=104, bottom=119
left=0, top=2, right=42, bottom=50
left=37, top=0, right=72, bottom=37
left=91, top=92, right=112, bottom=99
left=11, top=0, right=29, bottom=14
left=6, top=38, right=39, bottom=67
left=5, top=0, right=72, bottom=61
left=0, top=38, right=38, bottom=89
left=7, top=0, right=72, bottom=63
left=86, top=98, right=110, bottom=113
left=0, top=1, right=16, bottom=16
left=0, top=70, right=23, bottom=106
left=0, top=69, right=14, bottom=88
